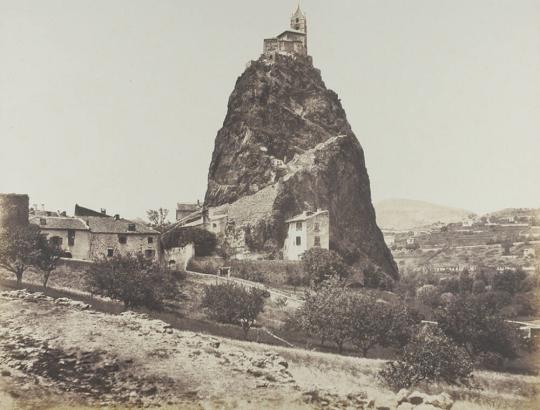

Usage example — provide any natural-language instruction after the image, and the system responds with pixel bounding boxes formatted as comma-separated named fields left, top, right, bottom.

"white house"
left=283, top=209, right=329, bottom=261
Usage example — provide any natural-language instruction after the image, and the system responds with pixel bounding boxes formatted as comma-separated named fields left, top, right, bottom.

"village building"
left=30, top=215, right=91, bottom=260
left=31, top=206, right=160, bottom=262
left=176, top=202, right=202, bottom=222
left=283, top=209, right=329, bottom=261
left=263, top=5, right=308, bottom=58
left=83, top=215, right=160, bottom=261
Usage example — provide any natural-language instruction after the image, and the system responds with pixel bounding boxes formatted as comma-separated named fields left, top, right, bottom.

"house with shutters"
left=283, top=209, right=329, bottom=261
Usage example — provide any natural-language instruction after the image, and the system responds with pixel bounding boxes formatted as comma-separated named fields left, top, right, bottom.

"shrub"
left=416, top=284, right=440, bottom=307
left=379, top=325, right=473, bottom=390
left=201, top=282, right=267, bottom=338
left=186, top=257, right=223, bottom=275
left=363, top=264, right=394, bottom=291
left=86, top=253, right=182, bottom=310
left=302, top=248, right=350, bottom=285
left=161, top=227, right=217, bottom=256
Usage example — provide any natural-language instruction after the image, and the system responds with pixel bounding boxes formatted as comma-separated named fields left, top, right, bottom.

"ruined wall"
left=0, top=194, right=29, bottom=233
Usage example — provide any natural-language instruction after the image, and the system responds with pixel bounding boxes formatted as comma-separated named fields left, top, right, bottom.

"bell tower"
left=290, top=4, right=307, bottom=51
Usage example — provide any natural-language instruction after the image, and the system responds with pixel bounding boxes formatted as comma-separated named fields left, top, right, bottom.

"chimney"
left=100, top=208, right=107, bottom=214
left=197, top=200, right=200, bottom=207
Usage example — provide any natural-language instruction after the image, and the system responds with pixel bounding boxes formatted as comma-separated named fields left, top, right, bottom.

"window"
left=127, top=223, right=136, bottom=232
left=40, top=218, right=47, bottom=225
left=296, top=222, right=302, bottom=231
left=145, top=249, right=155, bottom=258
left=296, top=236, right=301, bottom=246
left=212, top=223, right=217, bottom=228
left=296, top=18, right=299, bottom=23
left=118, top=235, right=127, bottom=244
left=67, top=230, right=75, bottom=246
left=147, top=236, right=153, bottom=244
left=314, top=236, right=321, bottom=247
left=314, top=222, right=320, bottom=232
left=107, top=248, right=114, bottom=257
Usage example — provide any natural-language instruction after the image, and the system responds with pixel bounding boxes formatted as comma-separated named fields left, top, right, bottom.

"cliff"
left=205, top=54, right=398, bottom=278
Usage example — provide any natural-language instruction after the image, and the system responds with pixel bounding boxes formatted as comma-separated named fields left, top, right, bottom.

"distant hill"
left=375, top=199, right=473, bottom=230
left=485, top=208, right=540, bottom=220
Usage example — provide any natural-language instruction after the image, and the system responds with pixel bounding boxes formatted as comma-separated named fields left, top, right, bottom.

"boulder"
left=424, top=393, right=453, bottom=410
left=408, top=391, right=428, bottom=405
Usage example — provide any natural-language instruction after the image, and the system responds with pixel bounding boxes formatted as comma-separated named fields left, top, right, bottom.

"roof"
left=83, top=216, right=159, bottom=235
left=277, top=30, right=306, bottom=38
left=75, top=204, right=109, bottom=217
left=30, top=216, right=89, bottom=231
left=286, top=209, right=329, bottom=223
left=291, top=5, right=305, bottom=19
left=177, top=203, right=201, bottom=211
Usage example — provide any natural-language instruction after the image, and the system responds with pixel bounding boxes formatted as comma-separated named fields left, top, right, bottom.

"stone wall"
left=163, top=244, right=194, bottom=270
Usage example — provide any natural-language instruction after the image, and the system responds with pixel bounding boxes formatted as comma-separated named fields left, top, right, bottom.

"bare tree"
left=146, top=208, right=170, bottom=233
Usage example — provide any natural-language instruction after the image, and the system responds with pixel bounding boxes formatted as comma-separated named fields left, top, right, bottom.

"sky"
left=1, top=0, right=539, bottom=220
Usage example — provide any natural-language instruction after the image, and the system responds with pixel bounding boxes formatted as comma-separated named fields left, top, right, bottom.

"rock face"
left=205, top=54, right=397, bottom=277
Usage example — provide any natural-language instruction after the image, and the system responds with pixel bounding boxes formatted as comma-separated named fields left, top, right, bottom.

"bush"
left=416, top=284, right=440, bottom=307
left=187, top=257, right=223, bottom=275
left=492, top=269, right=527, bottom=295
left=161, top=227, right=217, bottom=256
left=379, top=325, right=473, bottom=390
left=86, top=253, right=182, bottom=310
left=302, top=248, right=350, bottom=285
left=201, top=282, right=268, bottom=338
left=363, top=264, right=394, bottom=291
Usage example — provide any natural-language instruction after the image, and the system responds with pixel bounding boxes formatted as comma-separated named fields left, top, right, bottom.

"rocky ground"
left=0, top=289, right=538, bottom=409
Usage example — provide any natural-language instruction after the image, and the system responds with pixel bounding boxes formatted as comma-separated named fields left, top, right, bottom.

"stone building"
left=0, top=193, right=29, bottom=233
left=30, top=215, right=91, bottom=260
left=263, top=5, right=308, bottom=58
left=283, top=209, right=329, bottom=261
left=83, top=215, right=160, bottom=261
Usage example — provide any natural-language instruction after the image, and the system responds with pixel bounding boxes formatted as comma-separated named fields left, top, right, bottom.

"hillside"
left=375, top=199, right=473, bottom=230
left=204, top=53, right=397, bottom=277
left=1, top=289, right=538, bottom=409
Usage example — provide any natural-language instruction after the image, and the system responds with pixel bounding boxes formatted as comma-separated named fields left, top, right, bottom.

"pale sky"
left=1, top=0, right=539, bottom=220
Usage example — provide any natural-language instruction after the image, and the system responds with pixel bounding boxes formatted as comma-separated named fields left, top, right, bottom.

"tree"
left=379, top=325, right=473, bottom=390
left=201, top=282, right=267, bottom=338
left=492, top=269, right=527, bottom=295
left=86, top=253, right=181, bottom=310
left=35, top=234, right=64, bottom=292
left=0, top=224, right=41, bottom=287
left=301, top=248, right=350, bottom=285
left=295, top=278, right=354, bottom=352
left=146, top=208, right=171, bottom=233
left=435, top=294, right=520, bottom=365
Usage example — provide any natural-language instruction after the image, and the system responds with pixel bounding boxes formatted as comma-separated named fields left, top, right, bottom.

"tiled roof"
left=286, top=209, right=328, bottom=223
left=83, top=216, right=159, bottom=234
left=30, top=216, right=89, bottom=231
